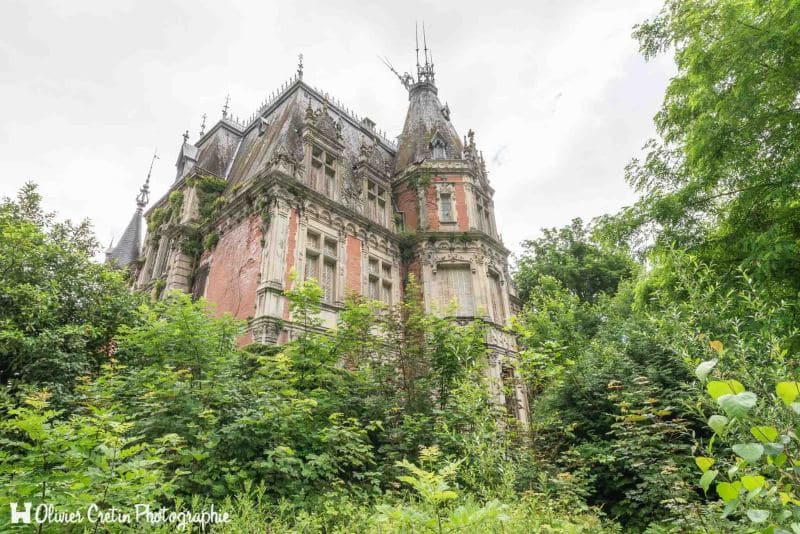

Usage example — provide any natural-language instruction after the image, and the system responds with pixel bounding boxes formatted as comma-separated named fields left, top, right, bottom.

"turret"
left=105, top=152, right=156, bottom=269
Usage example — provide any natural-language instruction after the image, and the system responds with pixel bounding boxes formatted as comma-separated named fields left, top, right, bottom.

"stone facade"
left=125, top=59, right=528, bottom=422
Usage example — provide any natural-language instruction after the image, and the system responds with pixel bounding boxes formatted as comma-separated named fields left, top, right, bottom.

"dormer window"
left=431, top=138, right=446, bottom=160
left=310, top=146, right=337, bottom=198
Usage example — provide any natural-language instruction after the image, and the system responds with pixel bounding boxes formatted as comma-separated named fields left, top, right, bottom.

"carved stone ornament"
left=358, top=139, right=387, bottom=173
left=305, top=101, right=343, bottom=142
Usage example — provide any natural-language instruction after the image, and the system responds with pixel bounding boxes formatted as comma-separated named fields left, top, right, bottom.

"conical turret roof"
left=394, top=82, right=463, bottom=172
left=106, top=153, right=155, bottom=268
left=105, top=208, right=143, bottom=268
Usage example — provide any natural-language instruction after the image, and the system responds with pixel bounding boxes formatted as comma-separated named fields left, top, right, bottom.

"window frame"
left=367, top=255, right=393, bottom=305
left=304, top=230, right=338, bottom=304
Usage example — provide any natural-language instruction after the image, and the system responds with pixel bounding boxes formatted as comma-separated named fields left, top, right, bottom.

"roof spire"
left=222, top=94, right=230, bottom=118
left=297, top=53, right=304, bottom=80
left=420, top=22, right=435, bottom=84
left=422, top=22, right=429, bottom=67
left=415, top=21, right=421, bottom=79
left=182, top=129, right=189, bottom=144
left=136, top=149, right=157, bottom=211
left=199, top=113, right=207, bottom=136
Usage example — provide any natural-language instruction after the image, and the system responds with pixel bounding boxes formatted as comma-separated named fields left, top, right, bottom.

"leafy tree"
left=626, top=0, right=800, bottom=299
left=515, top=218, right=636, bottom=303
left=0, top=183, right=139, bottom=394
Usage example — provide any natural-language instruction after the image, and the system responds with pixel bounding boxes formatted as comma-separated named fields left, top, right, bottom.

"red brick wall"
left=454, top=183, right=469, bottom=231
left=395, top=182, right=419, bottom=230
left=205, top=213, right=263, bottom=344
left=426, top=184, right=439, bottom=230
left=345, top=234, right=362, bottom=294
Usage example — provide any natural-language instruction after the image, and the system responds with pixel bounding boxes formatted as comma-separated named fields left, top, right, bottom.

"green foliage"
left=0, top=183, right=139, bottom=395
left=515, top=218, right=636, bottom=303
left=203, top=231, right=219, bottom=251
left=625, top=0, right=800, bottom=300
left=0, top=390, right=172, bottom=529
left=511, top=275, right=596, bottom=396
left=146, top=206, right=166, bottom=235
left=168, top=190, right=184, bottom=215
left=694, top=352, right=800, bottom=530
left=189, top=175, right=228, bottom=222
left=408, top=172, right=433, bottom=191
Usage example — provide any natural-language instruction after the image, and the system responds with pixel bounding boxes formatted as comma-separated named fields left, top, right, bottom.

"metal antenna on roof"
left=380, top=55, right=414, bottom=91
left=422, top=22, right=429, bottom=69
left=415, top=21, right=421, bottom=80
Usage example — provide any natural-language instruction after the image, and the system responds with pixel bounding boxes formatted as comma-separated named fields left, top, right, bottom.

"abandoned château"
left=106, top=47, right=528, bottom=420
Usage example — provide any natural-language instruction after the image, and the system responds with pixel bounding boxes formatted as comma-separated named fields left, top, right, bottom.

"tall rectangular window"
left=440, top=193, right=453, bottom=222
left=367, top=181, right=387, bottom=225
left=322, top=260, right=336, bottom=304
left=438, top=264, right=474, bottom=316
left=367, top=257, right=392, bottom=304
left=304, top=231, right=337, bottom=304
left=489, top=271, right=505, bottom=323
left=304, top=252, right=319, bottom=281
left=310, top=146, right=336, bottom=198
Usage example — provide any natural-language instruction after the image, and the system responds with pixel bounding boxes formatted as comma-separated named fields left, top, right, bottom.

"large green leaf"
left=699, top=470, right=718, bottom=493
left=732, top=443, right=764, bottom=463
left=750, top=426, right=778, bottom=444
left=695, top=456, right=714, bottom=473
left=707, top=380, right=745, bottom=400
left=718, top=392, right=757, bottom=418
left=746, top=509, right=769, bottom=524
left=708, top=415, right=728, bottom=435
left=741, top=475, right=765, bottom=491
left=716, top=481, right=742, bottom=502
left=695, top=359, right=717, bottom=381
left=776, top=382, right=800, bottom=405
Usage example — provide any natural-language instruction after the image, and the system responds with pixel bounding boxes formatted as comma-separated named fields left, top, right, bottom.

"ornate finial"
left=182, top=130, right=189, bottom=144
left=222, top=94, right=230, bottom=118
left=297, top=53, right=304, bottom=80
left=199, top=113, right=207, bottom=136
left=136, top=149, right=158, bottom=210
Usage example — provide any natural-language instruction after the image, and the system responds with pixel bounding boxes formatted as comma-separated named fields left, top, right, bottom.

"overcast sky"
left=0, top=0, right=673, bottom=259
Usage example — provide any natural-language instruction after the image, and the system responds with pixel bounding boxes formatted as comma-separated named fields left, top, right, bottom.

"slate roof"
left=105, top=208, right=143, bottom=268
left=394, top=81, right=463, bottom=172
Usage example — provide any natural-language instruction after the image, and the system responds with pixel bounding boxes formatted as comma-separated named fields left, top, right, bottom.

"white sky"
left=0, top=0, right=673, bottom=259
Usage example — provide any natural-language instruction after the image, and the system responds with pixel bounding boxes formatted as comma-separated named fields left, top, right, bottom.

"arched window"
left=431, top=138, right=446, bottom=160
